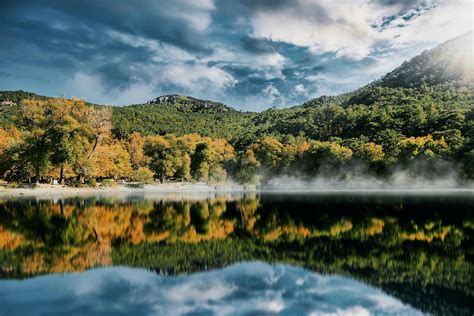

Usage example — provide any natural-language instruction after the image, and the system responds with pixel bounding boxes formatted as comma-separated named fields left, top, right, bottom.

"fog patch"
left=263, top=161, right=473, bottom=191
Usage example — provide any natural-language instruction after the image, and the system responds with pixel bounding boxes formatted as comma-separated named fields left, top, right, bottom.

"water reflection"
left=0, top=262, right=423, bottom=316
left=0, top=192, right=472, bottom=315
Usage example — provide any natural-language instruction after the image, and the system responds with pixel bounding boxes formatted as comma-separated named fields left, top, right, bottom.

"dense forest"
left=0, top=33, right=472, bottom=185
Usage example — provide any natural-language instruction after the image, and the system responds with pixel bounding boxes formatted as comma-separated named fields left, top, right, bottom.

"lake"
left=0, top=191, right=472, bottom=315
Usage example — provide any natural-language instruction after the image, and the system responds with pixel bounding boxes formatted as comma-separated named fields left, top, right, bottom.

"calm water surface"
left=0, top=192, right=472, bottom=315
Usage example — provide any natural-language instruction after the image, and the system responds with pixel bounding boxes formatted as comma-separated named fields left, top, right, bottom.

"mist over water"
left=263, top=169, right=474, bottom=191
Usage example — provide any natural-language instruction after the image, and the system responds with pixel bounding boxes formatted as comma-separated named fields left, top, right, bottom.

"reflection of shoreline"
left=0, top=183, right=245, bottom=198
left=0, top=184, right=472, bottom=199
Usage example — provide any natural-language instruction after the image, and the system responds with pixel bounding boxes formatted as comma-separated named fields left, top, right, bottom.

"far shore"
left=0, top=182, right=252, bottom=198
left=0, top=182, right=472, bottom=199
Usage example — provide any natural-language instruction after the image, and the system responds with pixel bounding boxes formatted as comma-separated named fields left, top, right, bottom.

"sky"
left=0, top=0, right=472, bottom=110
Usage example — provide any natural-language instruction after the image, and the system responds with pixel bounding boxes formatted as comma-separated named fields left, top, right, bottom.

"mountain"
left=1, top=33, right=473, bottom=141
left=300, top=32, right=474, bottom=108
left=376, top=32, right=473, bottom=89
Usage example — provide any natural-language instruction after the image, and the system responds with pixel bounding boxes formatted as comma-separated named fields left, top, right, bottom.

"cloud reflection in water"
left=0, top=262, right=423, bottom=316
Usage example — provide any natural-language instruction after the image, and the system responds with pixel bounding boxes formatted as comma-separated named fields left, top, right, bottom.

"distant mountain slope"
left=111, top=101, right=256, bottom=140
left=0, top=90, right=48, bottom=105
left=146, top=95, right=237, bottom=113
left=376, top=32, right=473, bottom=89
left=300, top=32, right=473, bottom=109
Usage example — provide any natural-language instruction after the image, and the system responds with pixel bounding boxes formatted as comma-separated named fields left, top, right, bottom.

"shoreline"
left=0, top=183, right=248, bottom=198
left=0, top=183, right=472, bottom=198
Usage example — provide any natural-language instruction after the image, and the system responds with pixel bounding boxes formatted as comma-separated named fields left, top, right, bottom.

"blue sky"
left=0, top=0, right=472, bottom=110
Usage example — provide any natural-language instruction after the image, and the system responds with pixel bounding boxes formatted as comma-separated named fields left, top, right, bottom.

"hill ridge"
left=146, top=94, right=238, bottom=113
left=375, top=31, right=473, bottom=89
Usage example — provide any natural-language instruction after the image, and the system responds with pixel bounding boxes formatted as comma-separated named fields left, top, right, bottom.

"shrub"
left=133, top=167, right=154, bottom=184
left=85, top=179, right=97, bottom=187
left=101, top=179, right=117, bottom=187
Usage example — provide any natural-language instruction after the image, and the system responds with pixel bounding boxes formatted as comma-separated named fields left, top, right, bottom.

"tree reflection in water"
left=0, top=192, right=472, bottom=315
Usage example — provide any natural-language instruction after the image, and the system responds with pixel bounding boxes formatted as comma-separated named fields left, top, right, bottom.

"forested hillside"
left=111, top=98, right=256, bottom=140
left=0, top=33, right=472, bottom=184
left=0, top=90, right=48, bottom=104
left=376, top=32, right=473, bottom=89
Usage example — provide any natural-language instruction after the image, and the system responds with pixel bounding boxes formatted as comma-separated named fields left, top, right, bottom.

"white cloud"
left=263, top=84, right=284, bottom=105
left=385, top=0, right=473, bottom=46
left=249, top=0, right=472, bottom=61
left=207, top=44, right=286, bottom=69
left=165, top=281, right=236, bottom=302
left=159, top=64, right=237, bottom=92
left=207, top=45, right=286, bottom=80
left=64, top=61, right=237, bottom=105
left=251, top=0, right=383, bottom=60
left=8, top=0, right=471, bottom=109
left=154, top=0, right=216, bottom=32
left=64, top=72, right=157, bottom=105
left=107, top=29, right=196, bottom=62
left=255, top=299, right=285, bottom=313
left=294, top=84, right=307, bottom=95
left=310, top=306, right=370, bottom=316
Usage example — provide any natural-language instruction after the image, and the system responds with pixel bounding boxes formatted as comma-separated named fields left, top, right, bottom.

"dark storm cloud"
left=241, top=36, right=276, bottom=54
left=213, top=0, right=292, bottom=16
left=0, top=0, right=217, bottom=97
left=0, top=0, right=212, bottom=59
left=219, top=64, right=258, bottom=78
left=372, top=0, right=430, bottom=15
left=374, top=0, right=425, bottom=10
left=219, top=0, right=333, bottom=23
left=1, top=0, right=213, bottom=53
left=230, top=77, right=275, bottom=96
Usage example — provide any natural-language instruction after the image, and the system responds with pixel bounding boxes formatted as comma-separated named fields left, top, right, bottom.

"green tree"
left=398, top=135, right=448, bottom=161
left=133, top=167, right=154, bottom=184
left=236, top=149, right=261, bottom=184
left=18, top=99, right=89, bottom=183
left=302, top=141, right=352, bottom=175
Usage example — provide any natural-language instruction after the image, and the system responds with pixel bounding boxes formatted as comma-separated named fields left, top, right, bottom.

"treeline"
left=0, top=96, right=472, bottom=185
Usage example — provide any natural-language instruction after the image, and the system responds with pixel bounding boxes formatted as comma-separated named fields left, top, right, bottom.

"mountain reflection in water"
left=0, top=192, right=472, bottom=315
